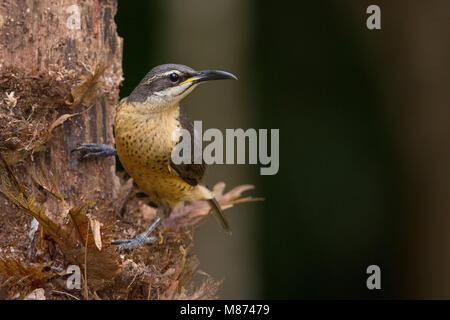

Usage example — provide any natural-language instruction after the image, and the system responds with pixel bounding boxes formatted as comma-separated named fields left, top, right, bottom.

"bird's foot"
left=71, top=143, right=117, bottom=161
left=112, top=215, right=162, bottom=251
left=112, top=233, right=158, bottom=251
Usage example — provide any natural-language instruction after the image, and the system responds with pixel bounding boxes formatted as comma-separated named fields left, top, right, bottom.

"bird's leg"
left=71, top=143, right=117, bottom=160
left=112, top=202, right=170, bottom=251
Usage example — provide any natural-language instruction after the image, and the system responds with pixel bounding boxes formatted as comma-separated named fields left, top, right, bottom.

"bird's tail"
left=208, top=198, right=232, bottom=236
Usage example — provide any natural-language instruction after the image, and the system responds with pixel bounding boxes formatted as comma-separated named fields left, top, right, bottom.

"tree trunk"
left=0, top=0, right=123, bottom=298
left=0, top=0, right=122, bottom=219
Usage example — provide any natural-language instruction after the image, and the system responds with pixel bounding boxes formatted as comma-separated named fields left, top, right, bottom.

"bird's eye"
left=169, top=72, right=179, bottom=82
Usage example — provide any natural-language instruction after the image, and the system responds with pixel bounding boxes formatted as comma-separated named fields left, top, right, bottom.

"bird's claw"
left=112, top=233, right=158, bottom=251
left=71, top=143, right=117, bottom=161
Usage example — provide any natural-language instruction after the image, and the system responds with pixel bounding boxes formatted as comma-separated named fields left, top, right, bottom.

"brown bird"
left=73, top=64, right=237, bottom=250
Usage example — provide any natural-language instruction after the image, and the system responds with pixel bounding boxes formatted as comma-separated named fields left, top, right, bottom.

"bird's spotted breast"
left=114, top=101, right=194, bottom=205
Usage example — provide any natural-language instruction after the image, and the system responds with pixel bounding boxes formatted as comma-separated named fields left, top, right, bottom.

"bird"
left=73, top=64, right=237, bottom=250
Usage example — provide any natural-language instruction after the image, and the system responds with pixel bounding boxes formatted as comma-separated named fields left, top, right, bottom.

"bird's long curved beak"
left=180, top=70, right=238, bottom=85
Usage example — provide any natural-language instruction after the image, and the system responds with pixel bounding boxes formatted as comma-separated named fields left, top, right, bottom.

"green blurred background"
left=116, top=1, right=450, bottom=299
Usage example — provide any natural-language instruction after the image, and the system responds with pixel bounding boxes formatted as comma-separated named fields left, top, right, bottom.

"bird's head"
left=127, top=63, right=237, bottom=112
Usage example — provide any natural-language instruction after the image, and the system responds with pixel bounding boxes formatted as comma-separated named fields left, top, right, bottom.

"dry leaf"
left=48, top=113, right=79, bottom=134
left=5, top=91, right=17, bottom=108
left=89, top=218, right=102, bottom=251
left=24, top=288, right=46, bottom=300
left=0, top=258, right=54, bottom=289
left=165, top=182, right=263, bottom=230
left=30, top=158, right=67, bottom=200
left=69, top=64, right=106, bottom=107
left=0, top=187, right=67, bottom=248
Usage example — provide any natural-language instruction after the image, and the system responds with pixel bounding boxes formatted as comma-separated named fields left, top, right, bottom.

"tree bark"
left=0, top=0, right=122, bottom=241
left=0, top=0, right=125, bottom=299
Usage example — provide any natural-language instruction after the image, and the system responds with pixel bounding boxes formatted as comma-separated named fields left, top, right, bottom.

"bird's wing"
left=169, top=108, right=206, bottom=186
left=169, top=161, right=206, bottom=186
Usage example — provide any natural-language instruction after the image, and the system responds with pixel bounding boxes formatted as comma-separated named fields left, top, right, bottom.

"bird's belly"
left=134, top=172, right=195, bottom=205
left=115, top=119, right=194, bottom=207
